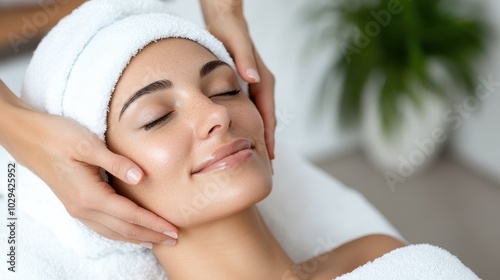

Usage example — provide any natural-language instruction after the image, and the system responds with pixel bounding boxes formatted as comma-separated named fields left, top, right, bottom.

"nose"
left=194, top=98, right=231, bottom=140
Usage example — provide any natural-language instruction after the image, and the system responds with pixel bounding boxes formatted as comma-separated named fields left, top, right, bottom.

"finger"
left=81, top=214, right=177, bottom=246
left=82, top=218, right=142, bottom=244
left=82, top=219, right=176, bottom=248
left=223, top=29, right=261, bottom=84
left=250, top=52, right=276, bottom=159
left=75, top=138, right=144, bottom=185
left=99, top=193, right=178, bottom=237
left=252, top=83, right=276, bottom=159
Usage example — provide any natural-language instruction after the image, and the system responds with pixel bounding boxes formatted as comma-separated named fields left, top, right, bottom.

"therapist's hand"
left=200, top=0, right=276, bottom=159
left=0, top=80, right=177, bottom=248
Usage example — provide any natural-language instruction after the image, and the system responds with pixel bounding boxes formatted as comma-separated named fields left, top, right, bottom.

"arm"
left=0, top=80, right=177, bottom=246
left=200, top=0, right=276, bottom=159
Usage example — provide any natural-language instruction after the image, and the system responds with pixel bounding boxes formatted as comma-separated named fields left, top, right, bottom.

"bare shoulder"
left=295, top=234, right=405, bottom=280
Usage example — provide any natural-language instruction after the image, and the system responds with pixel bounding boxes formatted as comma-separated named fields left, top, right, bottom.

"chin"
left=173, top=159, right=272, bottom=228
left=222, top=153, right=273, bottom=206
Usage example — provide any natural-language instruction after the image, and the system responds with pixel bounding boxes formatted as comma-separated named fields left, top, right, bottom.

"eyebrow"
left=200, top=60, right=230, bottom=77
left=119, top=60, right=231, bottom=120
left=119, top=79, right=173, bottom=120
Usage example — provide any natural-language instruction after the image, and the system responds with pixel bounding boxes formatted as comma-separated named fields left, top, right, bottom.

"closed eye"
left=143, top=112, right=173, bottom=131
left=211, top=88, right=241, bottom=98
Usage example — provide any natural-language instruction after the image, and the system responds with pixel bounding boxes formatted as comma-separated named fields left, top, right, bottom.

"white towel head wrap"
left=22, top=0, right=246, bottom=141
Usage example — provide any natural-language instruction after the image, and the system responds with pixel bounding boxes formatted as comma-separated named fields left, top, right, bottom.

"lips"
left=192, top=139, right=254, bottom=174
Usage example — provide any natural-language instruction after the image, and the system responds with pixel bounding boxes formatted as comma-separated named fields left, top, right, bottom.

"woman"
left=19, top=1, right=404, bottom=278
left=105, top=37, right=404, bottom=279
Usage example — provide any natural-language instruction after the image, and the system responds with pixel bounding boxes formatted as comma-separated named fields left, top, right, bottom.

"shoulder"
left=347, top=234, right=406, bottom=263
left=299, top=234, right=405, bottom=280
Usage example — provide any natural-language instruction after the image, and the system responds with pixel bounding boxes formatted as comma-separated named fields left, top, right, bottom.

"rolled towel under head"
left=19, top=0, right=246, bottom=262
left=22, top=0, right=246, bottom=141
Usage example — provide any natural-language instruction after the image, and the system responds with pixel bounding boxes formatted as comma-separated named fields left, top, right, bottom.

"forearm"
left=0, top=80, right=39, bottom=161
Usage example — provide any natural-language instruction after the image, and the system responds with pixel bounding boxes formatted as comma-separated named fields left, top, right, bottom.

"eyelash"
left=144, top=112, right=173, bottom=131
left=143, top=89, right=241, bottom=131
left=212, top=88, right=241, bottom=97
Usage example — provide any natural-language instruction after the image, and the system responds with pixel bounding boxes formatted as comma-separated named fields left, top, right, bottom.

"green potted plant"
left=307, top=0, right=490, bottom=175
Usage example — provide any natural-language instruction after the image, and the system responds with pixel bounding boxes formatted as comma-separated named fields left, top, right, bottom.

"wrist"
left=200, top=0, right=244, bottom=25
left=200, top=0, right=242, bottom=8
left=0, top=81, right=40, bottom=158
left=0, top=81, right=35, bottom=110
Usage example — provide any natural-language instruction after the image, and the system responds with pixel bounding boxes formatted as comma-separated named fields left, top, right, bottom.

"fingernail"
left=161, top=239, right=177, bottom=246
left=127, top=168, right=142, bottom=185
left=163, top=231, right=178, bottom=239
left=246, top=68, right=261, bottom=83
left=139, top=242, right=153, bottom=249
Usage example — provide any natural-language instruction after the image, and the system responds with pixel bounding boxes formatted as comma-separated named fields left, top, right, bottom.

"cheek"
left=119, top=132, right=183, bottom=177
left=110, top=131, right=193, bottom=222
left=234, top=100, right=267, bottom=146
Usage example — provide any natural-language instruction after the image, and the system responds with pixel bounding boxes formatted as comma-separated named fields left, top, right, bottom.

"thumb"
left=74, top=138, right=144, bottom=185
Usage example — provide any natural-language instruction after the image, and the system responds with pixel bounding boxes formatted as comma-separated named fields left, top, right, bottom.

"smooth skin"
left=0, top=0, right=275, bottom=246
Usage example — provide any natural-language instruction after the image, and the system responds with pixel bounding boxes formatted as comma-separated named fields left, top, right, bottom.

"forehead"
left=112, top=38, right=218, bottom=101
left=127, top=38, right=216, bottom=79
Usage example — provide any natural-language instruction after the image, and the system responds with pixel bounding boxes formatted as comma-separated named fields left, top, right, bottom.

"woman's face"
left=106, top=38, right=272, bottom=228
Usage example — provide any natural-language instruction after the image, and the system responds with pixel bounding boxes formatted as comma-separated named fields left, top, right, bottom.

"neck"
left=153, top=206, right=296, bottom=280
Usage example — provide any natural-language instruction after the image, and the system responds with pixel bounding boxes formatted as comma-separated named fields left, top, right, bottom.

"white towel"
left=336, top=244, right=480, bottom=280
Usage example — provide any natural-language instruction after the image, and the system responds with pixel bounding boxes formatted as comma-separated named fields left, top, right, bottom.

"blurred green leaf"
left=306, top=0, right=490, bottom=136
